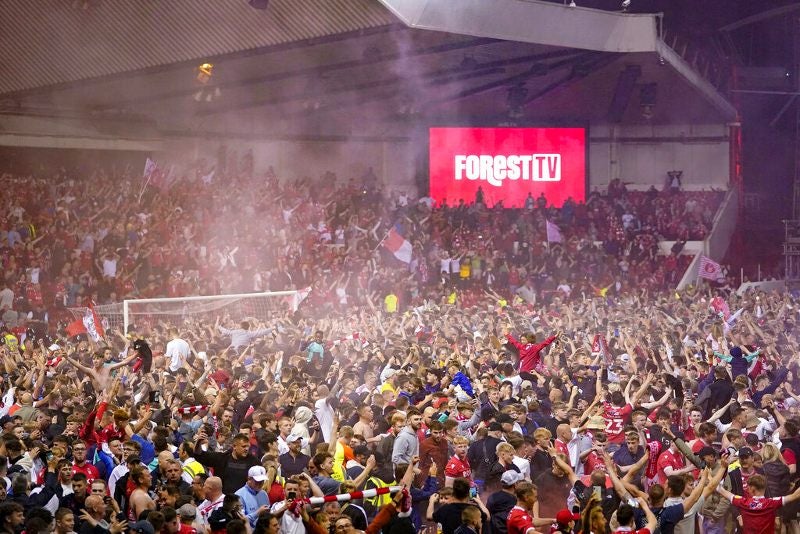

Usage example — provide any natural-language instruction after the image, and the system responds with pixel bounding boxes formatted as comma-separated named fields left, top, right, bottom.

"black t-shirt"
left=484, top=462, right=520, bottom=495
left=486, top=490, right=517, bottom=534
left=433, top=503, right=487, bottom=534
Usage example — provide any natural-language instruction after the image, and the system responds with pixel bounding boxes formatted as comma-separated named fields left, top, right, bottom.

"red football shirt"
left=602, top=403, right=633, bottom=444
left=507, top=506, right=536, bottom=534
left=731, top=495, right=783, bottom=534
left=655, top=448, right=684, bottom=485
left=445, top=455, right=472, bottom=481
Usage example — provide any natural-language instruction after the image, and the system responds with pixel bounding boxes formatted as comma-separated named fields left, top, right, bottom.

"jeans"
left=702, top=516, right=727, bottom=534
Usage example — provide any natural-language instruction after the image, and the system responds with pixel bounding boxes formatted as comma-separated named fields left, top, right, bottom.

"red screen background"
left=428, top=127, right=586, bottom=208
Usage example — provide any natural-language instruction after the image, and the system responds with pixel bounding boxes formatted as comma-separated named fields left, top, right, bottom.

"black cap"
left=208, top=509, right=231, bottom=531
left=738, top=447, right=754, bottom=458
left=697, top=446, right=717, bottom=458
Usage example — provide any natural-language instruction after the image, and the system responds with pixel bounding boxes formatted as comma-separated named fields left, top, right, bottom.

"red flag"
left=66, top=318, right=86, bottom=338
left=592, top=334, right=612, bottom=365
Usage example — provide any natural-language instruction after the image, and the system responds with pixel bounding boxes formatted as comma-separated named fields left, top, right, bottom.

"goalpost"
left=71, top=291, right=298, bottom=335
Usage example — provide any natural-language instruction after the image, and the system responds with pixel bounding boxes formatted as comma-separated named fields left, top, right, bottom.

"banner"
left=429, top=127, right=586, bottom=208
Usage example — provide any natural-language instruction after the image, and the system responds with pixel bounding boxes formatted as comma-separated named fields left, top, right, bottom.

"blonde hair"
left=496, top=442, right=515, bottom=455
left=533, top=428, right=552, bottom=441
left=452, top=436, right=469, bottom=446
left=761, top=443, right=786, bottom=465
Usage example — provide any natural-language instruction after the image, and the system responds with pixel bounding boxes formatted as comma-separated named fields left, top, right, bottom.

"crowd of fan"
left=0, top=259, right=796, bottom=534
left=0, top=167, right=723, bottom=331
left=1, top=163, right=779, bottom=534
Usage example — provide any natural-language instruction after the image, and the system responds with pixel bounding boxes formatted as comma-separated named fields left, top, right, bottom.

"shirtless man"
left=64, top=346, right=137, bottom=391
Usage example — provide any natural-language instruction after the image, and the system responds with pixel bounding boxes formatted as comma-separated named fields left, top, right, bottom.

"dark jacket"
left=192, top=446, right=259, bottom=495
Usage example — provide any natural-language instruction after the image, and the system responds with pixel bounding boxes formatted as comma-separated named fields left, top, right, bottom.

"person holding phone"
left=268, top=478, right=304, bottom=534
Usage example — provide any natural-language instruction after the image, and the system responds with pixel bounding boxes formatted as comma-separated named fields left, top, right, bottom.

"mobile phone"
left=593, top=486, right=602, bottom=499
left=469, top=487, right=478, bottom=499
left=286, top=491, right=297, bottom=500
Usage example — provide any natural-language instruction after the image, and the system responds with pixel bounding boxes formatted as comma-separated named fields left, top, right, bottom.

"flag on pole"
left=698, top=255, right=724, bottom=282
left=546, top=220, right=563, bottom=243
left=143, top=158, right=157, bottom=180
left=66, top=304, right=105, bottom=341
left=383, top=228, right=412, bottom=263
left=200, top=169, right=215, bottom=184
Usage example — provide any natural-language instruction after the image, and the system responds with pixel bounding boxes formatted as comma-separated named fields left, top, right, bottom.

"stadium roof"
left=0, top=0, right=736, bottom=141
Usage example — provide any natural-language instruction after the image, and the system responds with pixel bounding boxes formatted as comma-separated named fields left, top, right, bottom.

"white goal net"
left=69, top=291, right=298, bottom=335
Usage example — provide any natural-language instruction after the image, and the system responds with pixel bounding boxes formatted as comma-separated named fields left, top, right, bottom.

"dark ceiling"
left=1, top=0, right=792, bottom=139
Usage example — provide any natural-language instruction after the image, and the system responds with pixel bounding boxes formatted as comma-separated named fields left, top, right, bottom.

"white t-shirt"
left=165, top=338, right=191, bottom=372
left=198, top=495, right=225, bottom=525
left=315, top=398, right=334, bottom=443
left=0, top=288, right=13, bottom=310
left=102, top=258, right=118, bottom=278
left=270, top=501, right=305, bottom=534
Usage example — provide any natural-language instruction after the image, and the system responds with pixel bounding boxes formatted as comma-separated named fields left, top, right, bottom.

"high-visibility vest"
left=182, top=459, right=205, bottom=479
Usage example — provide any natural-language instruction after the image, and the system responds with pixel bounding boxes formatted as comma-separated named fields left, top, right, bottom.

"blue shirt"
left=235, top=484, right=270, bottom=527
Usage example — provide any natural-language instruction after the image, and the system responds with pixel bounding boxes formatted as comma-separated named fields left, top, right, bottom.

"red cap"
left=432, top=397, right=449, bottom=409
left=555, top=510, right=580, bottom=525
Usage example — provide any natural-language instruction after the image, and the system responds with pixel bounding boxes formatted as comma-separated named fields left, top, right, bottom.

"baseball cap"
left=130, top=521, right=155, bottom=534
left=697, top=446, right=717, bottom=458
left=520, top=380, right=533, bottom=391
left=500, top=471, right=522, bottom=486
left=432, top=397, right=449, bottom=410
left=248, top=465, right=268, bottom=482
left=285, top=433, right=303, bottom=443
left=555, top=510, right=580, bottom=525
left=177, top=504, right=197, bottom=519
left=738, top=447, right=754, bottom=458
left=208, top=510, right=231, bottom=532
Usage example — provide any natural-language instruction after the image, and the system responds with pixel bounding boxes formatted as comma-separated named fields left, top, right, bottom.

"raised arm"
left=680, top=468, right=709, bottom=512
left=707, top=399, right=736, bottom=424
left=549, top=447, right=579, bottom=485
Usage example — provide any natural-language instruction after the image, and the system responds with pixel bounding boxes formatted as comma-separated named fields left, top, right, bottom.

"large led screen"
left=429, top=127, right=586, bottom=208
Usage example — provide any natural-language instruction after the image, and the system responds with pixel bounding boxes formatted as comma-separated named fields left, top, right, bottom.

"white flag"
left=546, top=220, right=563, bottom=243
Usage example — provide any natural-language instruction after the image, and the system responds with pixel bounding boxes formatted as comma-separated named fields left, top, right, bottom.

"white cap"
left=248, top=465, right=268, bottom=482
left=501, top=471, right=522, bottom=486
left=48, top=344, right=60, bottom=351
left=286, top=433, right=303, bottom=443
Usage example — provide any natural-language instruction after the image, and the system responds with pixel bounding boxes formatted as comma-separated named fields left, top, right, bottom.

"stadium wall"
left=589, top=123, right=730, bottom=191
left=160, top=123, right=728, bottom=195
